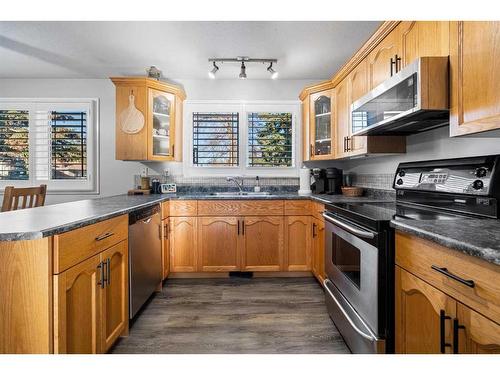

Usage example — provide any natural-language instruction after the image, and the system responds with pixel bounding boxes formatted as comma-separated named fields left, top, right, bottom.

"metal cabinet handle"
left=322, top=212, right=375, bottom=239
left=237, top=220, right=240, bottom=235
left=106, top=258, right=111, bottom=286
left=242, top=220, right=245, bottom=235
left=324, top=279, right=376, bottom=342
left=439, top=310, right=452, bottom=353
left=310, top=144, right=314, bottom=157
left=95, top=232, right=114, bottom=241
left=97, top=262, right=105, bottom=289
left=431, top=265, right=475, bottom=288
left=164, top=223, right=169, bottom=239
left=312, top=222, right=317, bottom=237
left=453, top=318, right=465, bottom=354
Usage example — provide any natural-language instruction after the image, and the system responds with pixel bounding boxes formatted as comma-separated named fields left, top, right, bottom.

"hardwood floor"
left=111, top=277, right=349, bottom=354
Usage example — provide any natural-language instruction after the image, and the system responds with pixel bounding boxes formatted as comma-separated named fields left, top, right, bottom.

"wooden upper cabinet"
left=198, top=217, right=240, bottom=272
left=54, top=254, right=102, bottom=354
left=395, top=266, right=456, bottom=354
left=309, top=89, right=335, bottom=159
left=241, top=216, right=284, bottom=272
left=284, top=216, right=311, bottom=272
left=450, top=21, right=500, bottom=136
left=367, top=27, right=401, bottom=89
left=456, top=303, right=500, bottom=354
left=399, top=21, right=450, bottom=68
left=100, top=241, right=128, bottom=352
left=111, top=77, right=186, bottom=161
left=335, top=78, right=350, bottom=159
left=169, top=216, right=197, bottom=272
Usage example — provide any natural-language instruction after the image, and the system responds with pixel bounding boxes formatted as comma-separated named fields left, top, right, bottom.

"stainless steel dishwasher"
left=128, top=204, right=162, bottom=319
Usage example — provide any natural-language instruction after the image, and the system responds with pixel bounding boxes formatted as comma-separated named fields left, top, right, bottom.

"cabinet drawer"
left=396, top=231, right=500, bottom=323
left=197, top=200, right=284, bottom=216
left=311, top=201, right=325, bottom=220
left=161, top=201, right=170, bottom=219
left=54, top=215, right=128, bottom=274
left=170, top=200, right=197, bottom=216
left=284, top=200, right=311, bottom=216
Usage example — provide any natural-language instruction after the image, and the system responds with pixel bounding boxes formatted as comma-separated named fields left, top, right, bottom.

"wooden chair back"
left=1, top=184, right=47, bottom=212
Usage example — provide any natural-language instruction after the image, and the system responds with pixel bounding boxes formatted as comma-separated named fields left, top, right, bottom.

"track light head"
left=208, top=61, right=219, bottom=79
left=239, top=62, right=247, bottom=80
left=267, top=62, right=278, bottom=79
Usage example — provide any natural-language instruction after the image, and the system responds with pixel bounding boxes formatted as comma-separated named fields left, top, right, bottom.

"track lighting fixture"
left=239, top=61, right=247, bottom=80
left=207, top=57, right=278, bottom=79
left=267, top=62, right=278, bottom=79
left=208, top=61, right=219, bottom=79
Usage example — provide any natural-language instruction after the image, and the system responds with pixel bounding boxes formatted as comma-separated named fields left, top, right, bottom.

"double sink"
left=209, top=191, right=272, bottom=197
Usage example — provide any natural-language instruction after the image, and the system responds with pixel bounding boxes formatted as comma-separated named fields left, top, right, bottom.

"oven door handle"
left=323, top=279, right=377, bottom=342
left=322, top=213, right=375, bottom=239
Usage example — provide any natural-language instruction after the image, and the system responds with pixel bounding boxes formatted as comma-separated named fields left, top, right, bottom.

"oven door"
left=323, top=212, right=381, bottom=337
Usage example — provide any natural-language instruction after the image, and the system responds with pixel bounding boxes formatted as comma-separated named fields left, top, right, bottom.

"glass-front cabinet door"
left=309, top=90, right=334, bottom=159
left=148, top=88, right=175, bottom=160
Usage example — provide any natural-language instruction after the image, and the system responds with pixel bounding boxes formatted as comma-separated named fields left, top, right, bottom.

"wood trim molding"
left=110, top=77, right=186, bottom=100
left=299, top=79, right=334, bottom=100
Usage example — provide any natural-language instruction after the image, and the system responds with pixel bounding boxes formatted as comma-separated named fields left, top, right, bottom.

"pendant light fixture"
left=208, top=57, right=278, bottom=79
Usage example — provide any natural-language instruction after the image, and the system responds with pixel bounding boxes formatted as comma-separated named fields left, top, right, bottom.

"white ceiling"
left=0, top=21, right=381, bottom=80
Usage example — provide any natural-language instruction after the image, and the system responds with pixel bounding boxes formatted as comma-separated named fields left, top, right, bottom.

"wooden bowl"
left=341, top=186, right=364, bottom=197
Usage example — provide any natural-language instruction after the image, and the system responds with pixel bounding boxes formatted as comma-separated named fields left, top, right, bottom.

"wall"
left=304, top=126, right=500, bottom=190
left=0, top=78, right=318, bottom=204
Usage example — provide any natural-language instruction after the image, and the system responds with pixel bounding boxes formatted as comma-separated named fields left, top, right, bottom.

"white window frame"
left=184, top=100, right=301, bottom=177
left=0, top=98, right=99, bottom=194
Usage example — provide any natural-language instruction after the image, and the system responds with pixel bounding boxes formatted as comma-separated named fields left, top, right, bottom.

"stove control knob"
left=396, top=178, right=404, bottom=185
left=473, top=180, right=484, bottom=190
left=475, top=167, right=487, bottom=178
left=398, top=170, right=406, bottom=177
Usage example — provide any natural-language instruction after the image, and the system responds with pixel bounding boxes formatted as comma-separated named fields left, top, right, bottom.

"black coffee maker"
left=326, top=167, right=343, bottom=195
left=311, top=168, right=327, bottom=194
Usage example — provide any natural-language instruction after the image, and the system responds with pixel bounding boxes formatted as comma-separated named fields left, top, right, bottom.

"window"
left=184, top=101, right=300, bottom=177
left=248, top=112, right=292, bottom=167
left=193, top=112, right=239, bottom=166
left=0, top=99, right=98, bottom=193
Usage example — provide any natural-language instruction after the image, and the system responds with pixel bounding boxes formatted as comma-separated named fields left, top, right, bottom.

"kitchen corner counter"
left=391, top=218, right=500, bottom=266
left=0, top=192, right=394, bottom=241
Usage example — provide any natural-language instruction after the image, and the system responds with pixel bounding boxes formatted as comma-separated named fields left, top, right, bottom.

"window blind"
left=248, top=112, right=293, bottom=167
left=192, top=112, right=239, bottom=166
left=0, top=109, right=30, bottom=180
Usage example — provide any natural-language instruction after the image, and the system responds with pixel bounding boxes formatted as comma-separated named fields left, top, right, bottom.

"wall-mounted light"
left=267, top=62, right=278, bottom=79
left=239, top=62, right=247, bottom=80
left=208, top=62, right=219, bottom=79
left=208, top=57, right=278, bottom=80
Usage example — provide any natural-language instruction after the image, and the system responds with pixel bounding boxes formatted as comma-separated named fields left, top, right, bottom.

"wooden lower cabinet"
left=54, top=254, right=102, bottom=354
left=284, top=216, right=311, bottom=271
left=101, top=241, right=128, bottom=352
left=198, top=216, right=240, bottom=272
left=311, top=218, right=326, bottom=283
left=241, top=216, right=284, bottom=272
left=395, top=266, right=456, bottom=354
left=456, top=303, right=500, bottom=354
left=161, top=218, right=169, bottom=279
left=170, top=216, right=198, bottom=272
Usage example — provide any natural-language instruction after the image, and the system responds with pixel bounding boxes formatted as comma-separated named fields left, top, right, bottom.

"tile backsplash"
left=350, top=173, right=394, bottom=191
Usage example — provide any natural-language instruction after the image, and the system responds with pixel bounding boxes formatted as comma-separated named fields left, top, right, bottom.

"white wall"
left=0, top=78, right=318, bottom=204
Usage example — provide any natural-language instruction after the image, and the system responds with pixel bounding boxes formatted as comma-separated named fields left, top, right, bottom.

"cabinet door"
left=302, top=98, right=311, bottom=162
left=399, top=21, right=450, bottom=68
left=335, top=78, right=350, bottom=159
left=170, top=216, right=197, bottom=272
left=395, top=266, right=456, bottom=354
left=241, top=216, right=284, bottom=271
left=450, top=21, right=500, bottom=136
left=54, top=254, right=102, bottom=354
left=148, top=88, right=175, bottom=160
left=456, top=303, right=500, bottom=354
left=311, top=218, right=325, bottom=283
left=162, top=218, right=170, bottom=279
left=285, top=216, right=311, bottom=271
left=198, top=217, right=240, bottom=272
left=368, top=27, right=401, bottom=89
left=100, top=241, right=128, bottom=352
left=348, top=60, right=368, bottom=154
left=309, top=90, right=334, bottom=159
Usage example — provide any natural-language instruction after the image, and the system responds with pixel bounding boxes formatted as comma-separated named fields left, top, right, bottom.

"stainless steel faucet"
left=226, top=176, right=244, bottom=193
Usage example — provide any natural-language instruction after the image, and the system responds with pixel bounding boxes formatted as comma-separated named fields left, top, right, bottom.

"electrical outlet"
left=140, top=167, right=149, bottom=177
left=163, top=169, right=169, bottom=177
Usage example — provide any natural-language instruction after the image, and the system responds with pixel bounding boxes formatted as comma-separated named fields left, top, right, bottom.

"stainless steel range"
left=323, top=155, right=500, bottom=353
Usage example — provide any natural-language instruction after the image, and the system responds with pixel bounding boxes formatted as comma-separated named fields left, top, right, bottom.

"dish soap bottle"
left=254, top=176, right=261, bottom=192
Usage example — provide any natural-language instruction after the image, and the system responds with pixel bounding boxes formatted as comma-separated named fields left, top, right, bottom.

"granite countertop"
left=0, top=192, right=390, bottom=241
left=391, top=219, right=500, bottom=266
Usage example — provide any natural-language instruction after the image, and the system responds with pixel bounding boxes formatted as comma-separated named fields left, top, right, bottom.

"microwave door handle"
left=323, top=279, right=377, bottom=342
left=322, top=213, right=375, bottom=239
